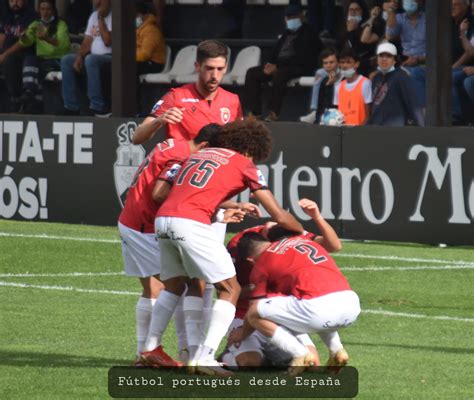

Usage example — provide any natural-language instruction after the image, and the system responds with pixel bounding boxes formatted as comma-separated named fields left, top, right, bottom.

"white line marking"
left=0, top=232, right=120, bottom=244
left=0, top=281, right=137, bottom=296
left=341, top=265, right=474, bottom=271
left=1, top=281, right=473, bottom=323
left=0, top=272, right=124, bottom=278
left=1, top=232, right=473, bottom=266
left=336, top=253, right=474, bottom=266
left=362, top=309, right=474, bottom=323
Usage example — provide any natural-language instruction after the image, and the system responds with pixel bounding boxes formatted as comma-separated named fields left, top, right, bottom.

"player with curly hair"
left=140, top=119, right=303, bottom=376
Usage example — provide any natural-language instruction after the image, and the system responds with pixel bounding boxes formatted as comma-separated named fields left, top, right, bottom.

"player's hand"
left=158, top=107, right=184, bottom=125
left=298, top=198, right=322, bottom=220
left=237, top=202, right=263, bottom=219
left=222, top=209, right=246, bottom=223
left=327, top=70, right=338, bottom=85
left=370, top=6, right=381, bottom=19
left=227, top=327, right=243, bottom=347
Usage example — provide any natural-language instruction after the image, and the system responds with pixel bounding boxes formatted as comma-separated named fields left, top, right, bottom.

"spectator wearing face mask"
left=367, top=42, right=424, bottom=126
left=243, top=4, right=321, bottom=122
left=386, top=0, right=426, bottom=107
left=334, top=47, right=372, bottom=126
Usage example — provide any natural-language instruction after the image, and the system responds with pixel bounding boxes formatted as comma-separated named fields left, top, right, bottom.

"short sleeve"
left=85, top=12, right=96, bottom=36
left=243, top=163, right=268, bottom=192
left=362, top=78, right=373, bottom=103
left=333, top=82, right=341, bottom=105
left=150, top=90, right=175, bottom=117
left=249, top=267, right=268, bottom=299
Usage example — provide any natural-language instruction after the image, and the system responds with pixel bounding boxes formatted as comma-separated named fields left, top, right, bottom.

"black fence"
left=1, top=116, right=473, bottom=245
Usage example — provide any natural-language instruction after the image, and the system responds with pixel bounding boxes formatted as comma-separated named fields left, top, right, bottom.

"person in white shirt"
left=60, top=0, right=112, bottom=116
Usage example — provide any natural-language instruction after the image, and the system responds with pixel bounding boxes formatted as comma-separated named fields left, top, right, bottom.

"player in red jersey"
left=230, top=231, right=360, bottom=376
left=118, top=124, right=221, bottom=363
left=222, top=198, right=342, bottom=368
left=132, top=40, right=242, bottom=144
left=140, top=119, right=304, bottom=375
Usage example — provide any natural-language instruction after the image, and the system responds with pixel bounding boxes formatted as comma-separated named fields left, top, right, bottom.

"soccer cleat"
left=132, top=357, right=146, bottom=367
left=326, top=348, right=349, bottom=367
left=299, top=110, right=317, bottom=124
left=140, top=345, right=183, bottom=368
left=193, top=359, right=234, bottom=377
left=287, top=351, right=318, bottom=376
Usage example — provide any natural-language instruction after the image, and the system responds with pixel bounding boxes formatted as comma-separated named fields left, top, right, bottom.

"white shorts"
left=226, top=318, right=314, bottom=366
left=257, top=290, right=361, bottom=334
left=118, top=222, right=161, bottom=278
left=155, top=216, right=236, bottom=283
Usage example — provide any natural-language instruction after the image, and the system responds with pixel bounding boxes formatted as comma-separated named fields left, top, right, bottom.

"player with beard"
left=132, top=39, right=242, bottom=144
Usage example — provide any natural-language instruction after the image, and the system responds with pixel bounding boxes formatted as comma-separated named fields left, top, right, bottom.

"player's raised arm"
left=253, top=189, right=304, bottom=234
left=298, top=198, right=342, bottom=252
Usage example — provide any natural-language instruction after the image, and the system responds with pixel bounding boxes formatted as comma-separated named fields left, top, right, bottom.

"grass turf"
left=1, top=220, right=473, bottom=399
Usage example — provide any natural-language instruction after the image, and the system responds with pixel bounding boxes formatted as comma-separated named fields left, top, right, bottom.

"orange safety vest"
left=338, top=76, right=368, bottom=126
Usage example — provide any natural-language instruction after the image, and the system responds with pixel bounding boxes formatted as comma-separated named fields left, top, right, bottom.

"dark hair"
left=210, top=119, right=273, bottom=163
left=196, top=40, right=229, bottom=64
left=346, top=0, right=369, bottom=20
left=38, top=0, right=59, bottom=37
left=194, top=123, right=221, bottom=144
left=320, top=47, right=338, bottom=63
left=136, top=1, right=150, bottom=14
left=339, top=47, right=360, bottom=62
left=236, top=232, right=269, bottom=261
left=266, top=226, right=301, bottom=242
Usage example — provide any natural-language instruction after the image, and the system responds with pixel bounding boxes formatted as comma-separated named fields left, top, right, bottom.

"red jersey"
left=228, top=228, right=317, bottom=318
left=157, top=148, right=267, bottom=224
left=150, top=84, right=243, bottom=141
left=119, top=138, right=191, bottom=233
left=250, top=237, right=351, bottom=300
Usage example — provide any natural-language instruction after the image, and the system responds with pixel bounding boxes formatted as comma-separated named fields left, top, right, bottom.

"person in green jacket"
left=0, top=0, right=70, bottom=113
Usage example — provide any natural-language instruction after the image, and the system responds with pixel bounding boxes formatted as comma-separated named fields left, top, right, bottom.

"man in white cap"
left=367, top=41, right=424, bottom=126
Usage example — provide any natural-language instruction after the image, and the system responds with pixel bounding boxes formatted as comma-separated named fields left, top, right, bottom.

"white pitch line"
left=1, top=281, right=473, bottom=323
left=0, top=272, right=124, bottom=278
left=336, top=253, right=474, bottom=266
left=0, top=232, right=120, bottom=244
left=341, top=265, right=474, bottom=272
left=0, top=281, right=137, bottom=296
left=362, top=309, right=474, bottom=323
left=1, top=231, right=473, bottom=266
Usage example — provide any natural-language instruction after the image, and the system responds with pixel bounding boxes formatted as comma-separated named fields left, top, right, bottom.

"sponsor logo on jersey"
left=220, top=107, right=231, bottom=123
left=257, top=169, right=267, bottom=187
left=181, top=98, right=200, bottom=103
left=114, top=122, right=146, bottom=207
left=151, top=100, right=164, bottom=113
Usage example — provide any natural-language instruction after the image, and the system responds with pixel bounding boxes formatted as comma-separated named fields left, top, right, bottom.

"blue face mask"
left=403, top=0, right=418, bottom=15
left=286, top=18, right=302, bottom=31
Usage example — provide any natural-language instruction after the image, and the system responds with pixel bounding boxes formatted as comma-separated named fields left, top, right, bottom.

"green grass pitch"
left=1, top=220, right=473, bottom=399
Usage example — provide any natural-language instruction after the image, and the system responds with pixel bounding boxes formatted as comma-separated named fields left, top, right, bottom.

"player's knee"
left=215, top=278, right=241, bottom=300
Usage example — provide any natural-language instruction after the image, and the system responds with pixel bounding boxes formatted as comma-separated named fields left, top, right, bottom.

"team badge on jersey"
left=220, top=107, right=231, bottom=123
left=257, top=169, right=267, bottom=187
left=151, top=100, right=164, bottom=113
left=165, top=163, right=182, bottom=181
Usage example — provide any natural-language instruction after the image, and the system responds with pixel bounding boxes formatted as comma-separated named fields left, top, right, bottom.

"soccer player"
left=140, top=119, right=304, bottom=375
left=222, top=198, right=342, bottom=368
left=118, top=124, right=220, bottom=362
left=231, top=231, right=360, bottom=376
left=132, top=39, right=242, bottom=144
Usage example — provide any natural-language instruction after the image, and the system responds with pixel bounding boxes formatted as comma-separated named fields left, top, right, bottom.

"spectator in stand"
left=334, top=47, right=372, bottom=125
left=360, top=4, right=387, bottom=64
left=0, top=0, right=70, bottom=113
left=136, top=1, right=166, bottom=76
left=300, top=48, right=342, bottom=124
left=60, top=0, right=112, bottom=117
left=367, top=42, right=424, bottom=126
left=386, top=0, right=426, bottom=107
left=302, top=0, right=336, bottom=39
left=243, top=4, right=321, bottom=122
left=381, top=0, right=402, bottom=54
left=451, top=0, right=473, bottom=124
left=460, top=2, right=474, bottom=110
left=0, top=0, right=37, bottom=112
left=339, top=1, right=382, bottom=75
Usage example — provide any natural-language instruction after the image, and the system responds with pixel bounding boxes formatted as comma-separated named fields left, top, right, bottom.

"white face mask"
left=341, top=68, right=356, bottom=78
left=136, top=16, right=144, bottom=28
left=403, top=0, right=418, bottom=15
left=377, top=65, right=396, bottom=74
left=347, top=15, right=363, bottom=24
left=286, top=18, right=302, bottom=31
left=41, top=15, right=55, bottom=24
left=382, top=11, right=389, bottom=20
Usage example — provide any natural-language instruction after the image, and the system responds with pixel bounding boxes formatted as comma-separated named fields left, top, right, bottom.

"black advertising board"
left=1, top=116, right=473, bottom=245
